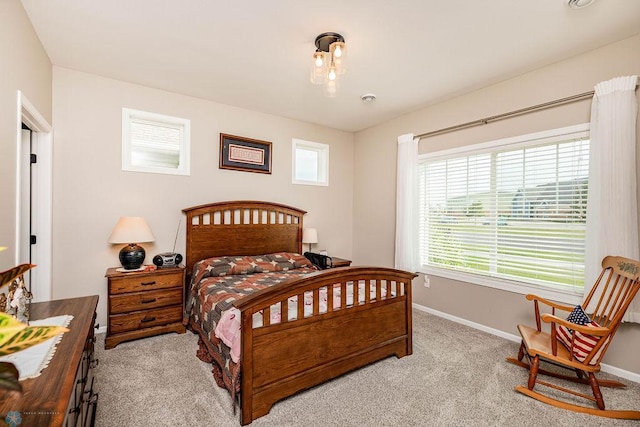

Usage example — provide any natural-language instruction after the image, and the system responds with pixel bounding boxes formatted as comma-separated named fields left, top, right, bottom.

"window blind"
left=130, top=119, right=182, bottom=169
left=419, top=130, right=589, bottom=293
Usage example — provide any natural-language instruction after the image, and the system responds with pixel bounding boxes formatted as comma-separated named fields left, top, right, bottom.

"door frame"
left=16, top=91, right=52, bottom=302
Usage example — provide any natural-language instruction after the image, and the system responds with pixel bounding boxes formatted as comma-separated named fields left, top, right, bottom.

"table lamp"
left=302, top=228, right=318, bottom=253
left=107, top=217, right=155, bottom=270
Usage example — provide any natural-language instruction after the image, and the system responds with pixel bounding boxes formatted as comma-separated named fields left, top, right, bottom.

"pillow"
left=192, top=257, right=233, bottom=283
left=226, top=256, right=256, bottom=275
left=555, top=305, right=602, bottom=364
left=249, top=255, right=282, bottom=273
left=571, top=322, right=605, bottom=363
left=266, top=252, right=314, bottom=270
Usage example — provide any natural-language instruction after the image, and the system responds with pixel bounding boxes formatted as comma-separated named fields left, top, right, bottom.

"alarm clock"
left=152, top=252, right=183, bottom=268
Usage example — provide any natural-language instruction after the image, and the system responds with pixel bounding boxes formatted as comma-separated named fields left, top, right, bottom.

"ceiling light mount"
left=314, top=32, right=345, bottom=52
left=310, top=32, right=346, bottom=98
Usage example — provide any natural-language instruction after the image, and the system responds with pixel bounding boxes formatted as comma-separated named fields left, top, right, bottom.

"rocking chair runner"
left=507, top=255, right=640, bottom=419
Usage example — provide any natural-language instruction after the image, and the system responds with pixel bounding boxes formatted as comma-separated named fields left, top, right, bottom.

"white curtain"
left=395, top=133, right=419, bottom=272
left=584, top=75, right=639, bottom=322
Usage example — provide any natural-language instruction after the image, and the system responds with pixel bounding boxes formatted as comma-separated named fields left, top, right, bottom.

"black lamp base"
left=119, top=243, right=145, bottom=270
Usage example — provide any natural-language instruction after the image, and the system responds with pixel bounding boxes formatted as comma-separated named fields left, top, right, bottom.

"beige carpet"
left=94, top=310, right=640, bottom=426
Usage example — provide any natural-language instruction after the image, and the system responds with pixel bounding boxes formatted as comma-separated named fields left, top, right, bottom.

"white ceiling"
left=20, top=0, right=640, bottom=132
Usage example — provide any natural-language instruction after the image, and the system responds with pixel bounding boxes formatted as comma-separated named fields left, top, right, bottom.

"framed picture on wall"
left=219, top=133, right=272, bottom=174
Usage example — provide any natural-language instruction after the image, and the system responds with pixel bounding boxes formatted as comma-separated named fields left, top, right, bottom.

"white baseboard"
left=412, top=302, right=640, bottom=384
left=413, top=303, right=521, bottom=343
left=96, top=325, right=107, bottom=335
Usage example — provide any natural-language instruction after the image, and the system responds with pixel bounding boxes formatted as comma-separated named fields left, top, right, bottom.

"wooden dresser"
left=0, top=296, right=99, bottom=427
left=105, top=266, right=185, bottom=349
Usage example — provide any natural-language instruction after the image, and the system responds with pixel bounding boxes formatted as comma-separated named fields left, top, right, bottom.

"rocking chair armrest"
left=526, top=294, right=574, bottom=331
left=525, top=294, right=574, bottom=312
left=541, top=314, right=610, bottom=337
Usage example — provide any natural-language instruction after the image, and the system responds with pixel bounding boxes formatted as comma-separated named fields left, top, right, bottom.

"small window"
left=292, top=138, right=329, bottom=186
left=122, top=108, right=190, bottom=175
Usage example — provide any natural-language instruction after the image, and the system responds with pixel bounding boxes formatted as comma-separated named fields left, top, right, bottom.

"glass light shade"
left=330, top=41, right=345, bottom=58
left=327, top=66, right=337, bottom=81
left=313, top=51, right=324, bottom=67
left=310, top=51, right=326, bottom=85
left=323, top=79, right=338, bottom=98
left=311, top=66, right=324, bottom=84
left=330, top=41, right=346, bottom=75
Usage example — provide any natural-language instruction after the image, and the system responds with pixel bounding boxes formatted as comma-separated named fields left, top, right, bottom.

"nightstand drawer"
left=109, top=288, right=183, bottom=314
left=109, top=306, right=183, bottom=334
left=108, top=270, right=183, bottom=294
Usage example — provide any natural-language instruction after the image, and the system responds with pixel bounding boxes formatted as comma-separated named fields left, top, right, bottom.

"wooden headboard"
left=182, top=200, right=306, bottom=275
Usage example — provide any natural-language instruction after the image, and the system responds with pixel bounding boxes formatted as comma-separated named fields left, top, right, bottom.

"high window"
left=418, top=124, right=589, bottom=298
left=122, top=108, right=190, bottom=175
left=292, top=138, right=329, bottom=186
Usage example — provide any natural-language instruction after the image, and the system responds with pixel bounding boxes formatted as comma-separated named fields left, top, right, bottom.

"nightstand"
left=105, top=266, right=186, bottom=349
left=330, top=257, right=352, bottom=268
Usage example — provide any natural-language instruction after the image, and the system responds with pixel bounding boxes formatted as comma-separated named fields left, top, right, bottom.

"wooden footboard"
left=234, top=266, right=416, bottom=425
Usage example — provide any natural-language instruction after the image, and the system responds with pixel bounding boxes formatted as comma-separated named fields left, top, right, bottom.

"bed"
left=182, top=200, right=416, bottom=425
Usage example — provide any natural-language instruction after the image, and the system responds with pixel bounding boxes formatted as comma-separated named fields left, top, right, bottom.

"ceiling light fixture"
left=310, top=32, right=346, bottom=98
left=567, top=0, right=597, bottom=9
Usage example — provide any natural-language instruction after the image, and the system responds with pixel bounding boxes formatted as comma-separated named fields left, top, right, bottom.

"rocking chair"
left=507, top=255, right=640, bottom=419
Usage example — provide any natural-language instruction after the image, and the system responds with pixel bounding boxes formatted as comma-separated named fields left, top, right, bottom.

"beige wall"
left=52, top=67, right=354, bottom=326
left=354, top=34, right=640, bottom=375
left=0, top=0, right=52, bottom=269
left=4, top=0, right=639, bottom=377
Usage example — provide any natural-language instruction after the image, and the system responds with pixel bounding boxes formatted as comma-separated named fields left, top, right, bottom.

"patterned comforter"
left=184, top=252, right=317, bottom=390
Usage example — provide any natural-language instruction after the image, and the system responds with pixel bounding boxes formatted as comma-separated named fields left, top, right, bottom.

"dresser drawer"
left=109, top=306, right=182, bottom=334
left=108, top=270, right=183, bottom=294
left=109, top=288, right=183, bottom=314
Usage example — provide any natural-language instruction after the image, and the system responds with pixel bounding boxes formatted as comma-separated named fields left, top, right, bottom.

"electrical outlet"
left=423, top=275, right=430, bottom=288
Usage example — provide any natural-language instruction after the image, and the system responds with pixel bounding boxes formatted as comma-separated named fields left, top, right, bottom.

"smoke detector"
left=360, top=93, right=377, bottom=103
left=568, top=0, right=597, bottom=9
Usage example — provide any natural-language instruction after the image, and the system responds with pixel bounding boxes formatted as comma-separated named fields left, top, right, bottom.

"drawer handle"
left=90, top=358, right=100, bottom=369
left=141, top=298, right=157, bottom=304
left=141, top=280, right=156, bottom=286
left=141, top=316, right=156, bottom=323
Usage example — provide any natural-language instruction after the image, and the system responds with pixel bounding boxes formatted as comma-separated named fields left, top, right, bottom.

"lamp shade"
left=107, top=217, right=155, bottom=244
left=302, top=228, right=318, bottom=244
left=108, top=217, right=155, bottom=270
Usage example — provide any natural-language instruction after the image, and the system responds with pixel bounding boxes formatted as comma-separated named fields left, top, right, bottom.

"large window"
left=418, top=124, right=589, bottom=297
left=122, top=108, right=190, bottom=175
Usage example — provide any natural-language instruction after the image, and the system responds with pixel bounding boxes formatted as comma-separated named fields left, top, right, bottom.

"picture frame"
left=219, top=133, right=272, bottom=174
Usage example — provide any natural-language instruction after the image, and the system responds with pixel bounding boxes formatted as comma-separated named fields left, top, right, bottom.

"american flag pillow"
left=555, top=305, right=602, bottom=363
